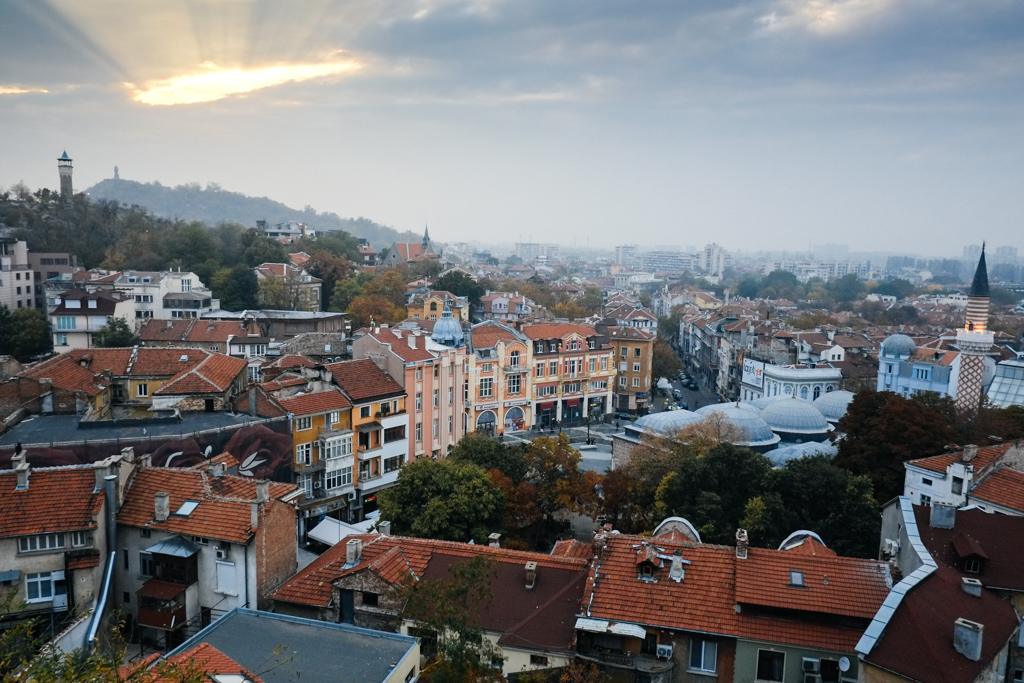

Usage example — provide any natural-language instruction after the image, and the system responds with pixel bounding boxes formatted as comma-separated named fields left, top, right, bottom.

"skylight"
left=174, top=500, right=200, bottom=517
left=789, top=570, right=805, bottom=587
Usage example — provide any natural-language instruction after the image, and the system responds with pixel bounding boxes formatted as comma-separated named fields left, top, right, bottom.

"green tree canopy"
left=94, top=317, right=138, bottom=347
left=433, top=272, right=485, bottom=308
left=449, top=433, right=529, bottom=483
left=7, top=308, right=52, bottom=362
left=212, top=264, right=260, bottom=311
left=651, top=338, right=682, bottom=381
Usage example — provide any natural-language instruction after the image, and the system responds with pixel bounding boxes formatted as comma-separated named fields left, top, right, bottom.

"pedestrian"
left=694, top=400, right=699, bottom=409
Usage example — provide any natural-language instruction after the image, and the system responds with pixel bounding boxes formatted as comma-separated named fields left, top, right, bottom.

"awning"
left=538, top=402, right=555, bottom=410
left=356, top=422, right=383, bottom=433
left=575, top=617, right=647, bottom=640
left=137, top=578, right=187, bottom=600
left=566, top=399, right=580, bottom=407
left=145, top=536, right=199, bottom=558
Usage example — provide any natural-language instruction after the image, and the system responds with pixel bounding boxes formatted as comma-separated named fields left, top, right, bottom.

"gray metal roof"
left=813, top=389, right=855, bottom=421
left=880, top=333, right=916, bottom=358
left=759, top=398, right=832, bottom=434
left=163, top=608, right=418, bottom=683
left=146, top=536, right=199, bottom=557
left=692, top=403, right=780, bottom=447
left=763, top=440, right=837, bottom=467
left=632, top=410, right=703, bottom=435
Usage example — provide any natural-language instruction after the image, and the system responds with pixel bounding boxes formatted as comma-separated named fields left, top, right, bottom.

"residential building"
left=379, top=227, right=438, bottom=268
left=277, top=388, right=355, bottom=537
left=405, top=290, right=470, bottom=322
left=254, top=263, right=323, bottom=311
left=116, top=460, right=299, bottom=649
left=89, top=270, right=219, bottom=321
left=579, top=521, right=890, bottom=683
left=475, top=291, right=536, bottom=322
left=875, top=334, right=995, bottom=400
left=256, top=219, right=313, bottom=242
left=0, top=455, right=114, bottom=628
left=902, top=441, right=1024, bottom=509
left=522, top=323, right=615, bottom=427
left=326, top=359, right=408, bottom=518
left=356, top=316, right=468, bottom=457
left=51, top=288, right=136, bottom=350
left=0, top=228, right=36, bottom=311
left=867, top=499, right=1023, bottom=683
left=605, top=326, right=654, bottom=413
left=154, top=608, right=420, bottom=683
left=742, top=362, right=843, bottom=402
left=615, top=244, right=639, bottom=269
left=640, top=251, right=695, bottom=273
left=515, top=242, right=560, bottom=264
left=137, top=318, right=260, bottom=355
left=270, top=533, right=589, bottom=679
left=202, top=309, right=348, bottom=338
left=357, top=239, right=377, bottom=267
left=467, top=321, right=533, bottom=435
left=27, top=252, right=77, bottom=309
left=700, top=242, right=730, bottom=277
left=604, top=302, right=658, bottom=332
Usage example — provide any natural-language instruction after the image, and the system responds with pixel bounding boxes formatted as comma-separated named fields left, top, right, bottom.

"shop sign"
left=504, top=399, right=529, bottom=407
left=475, top=402, right=499, bottom=411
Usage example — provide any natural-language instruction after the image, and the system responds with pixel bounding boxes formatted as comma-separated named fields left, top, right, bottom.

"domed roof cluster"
left=763, top=441, right=837, bottom=467
left=880, top=333, right=916, bottom=358
left=430, top=304, right=465, bottom=347
left=632, top=410, right=703, bottom=434
left=760, top=398, right=832, bottom=435
left=631, top=404, right=779, bottom=449
left=813, top=390, right=854, bottom=422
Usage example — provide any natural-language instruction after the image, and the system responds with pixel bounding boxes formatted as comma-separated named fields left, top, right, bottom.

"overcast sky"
left=1, top=0, right=1022, bottom=256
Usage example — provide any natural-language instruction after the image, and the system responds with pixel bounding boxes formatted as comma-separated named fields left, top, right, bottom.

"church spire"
left=423, top=224, right=431, bottom=247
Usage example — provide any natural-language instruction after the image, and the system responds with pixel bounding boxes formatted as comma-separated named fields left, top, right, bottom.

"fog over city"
left=2, top=0, right=1023, bottom=254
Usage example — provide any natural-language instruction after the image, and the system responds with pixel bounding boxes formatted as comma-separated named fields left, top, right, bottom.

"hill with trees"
left=86, top=178, right=418, bottom=249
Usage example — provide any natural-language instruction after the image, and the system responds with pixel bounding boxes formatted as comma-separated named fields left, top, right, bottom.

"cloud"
left=0, top=86, right=49, bottom=95
left=130, top=58, right=363, bottom=105
left=759, top=0, right=895, bottom=34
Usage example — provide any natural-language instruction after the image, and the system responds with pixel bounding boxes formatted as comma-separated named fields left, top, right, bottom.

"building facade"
left=0, top=229, right=36, bottom=312
left=51, top=289, right=136, bottom=350
left=89, top=270, right=219, bottom=322
left=467, top=321, right=534, bottom=435
left=607, top=327, right=654, bottom=413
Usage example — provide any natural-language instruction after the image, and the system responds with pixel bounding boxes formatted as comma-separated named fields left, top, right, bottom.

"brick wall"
left=333, top=570, right=404, bottom=631
left=254, top=498, right=298, bottom=607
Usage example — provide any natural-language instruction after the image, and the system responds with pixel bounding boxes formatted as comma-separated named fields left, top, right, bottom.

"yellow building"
left=608, top=327, right=655, bottom=413
left=406, top=291, right=470, bottom=322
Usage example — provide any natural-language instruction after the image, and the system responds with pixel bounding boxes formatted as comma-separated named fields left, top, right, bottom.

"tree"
left=449, top=433, right=528, bottom=482
left=8, top=308, right=52, bottom=362
left=379, top=459, right=504, bottom=543
left=305, top=251, right=354, bottom=306
left=364, top=269, right=408, bottom=307
left=298, top=231, right=362, bottom=262
left=409, top=258, right=444, bottom=280
left=94, top=317, right=137, bottom=347
left=651, top=338, right=682, bottom=380
left=434, top=272, right=485, bottom=308
left=256, top=271, right=315, bottom=311
left=212, top=264, right=259, bottom=311
left=328, top=278, right=365, bottom=312
left=551, top=299, right=585, bottom=319
left=872, top=278, right=916, bottom=300
left=760, top=270, right=799, bottom=297
left=578, top=287, right=604, bottom=316
left=346, top=294, right=405, bottom=327
left=395, top=555, right=504, bottom=683
left=240, top=229, right=288, bottom=267
left=524, top=434, right=601, bottom=520
left=826, top=274, right=865, bottom=302
left=0, top=305, right=12, bottom=357
left=834, top=390, right=956, bottom=501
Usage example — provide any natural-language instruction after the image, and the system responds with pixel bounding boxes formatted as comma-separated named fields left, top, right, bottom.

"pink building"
left=354, top=310, right=467, bottom=461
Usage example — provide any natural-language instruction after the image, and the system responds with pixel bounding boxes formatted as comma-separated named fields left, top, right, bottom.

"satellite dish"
left=839, top=657, right=850, bottom=672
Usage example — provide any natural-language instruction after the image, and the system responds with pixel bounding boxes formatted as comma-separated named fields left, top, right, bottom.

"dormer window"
left=964, top=559, right=981, bottom=574
left=789, top=570, right=805, bottom=587
left=640, top=563, right=654, bottom=579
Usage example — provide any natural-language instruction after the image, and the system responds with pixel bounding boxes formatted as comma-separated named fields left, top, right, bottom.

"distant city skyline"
left=2, top=1, right=1023, bottom=257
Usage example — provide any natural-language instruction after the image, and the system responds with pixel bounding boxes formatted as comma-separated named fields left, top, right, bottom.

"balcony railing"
left=138, top=606, right=187, bottom=631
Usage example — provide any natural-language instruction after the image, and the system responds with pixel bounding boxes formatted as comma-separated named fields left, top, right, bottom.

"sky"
left=1, top=0, right=1022, bottom=257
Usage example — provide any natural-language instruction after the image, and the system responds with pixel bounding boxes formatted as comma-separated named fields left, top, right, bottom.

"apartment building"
left=467, top=321, right=533, bottom=435
left=51, top=288, right=136, bottom=350
left=522, top=323, right=615, bottom=427
left=0, top=229, right=36, bottom=311
left=606, top=326, right=654, bottom=413
left=89, top=270, right=219, bottom=321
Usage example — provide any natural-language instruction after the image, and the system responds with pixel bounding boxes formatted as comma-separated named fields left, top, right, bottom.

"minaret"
left=57, top=151, right=73, bottom=197
left=954, top=244, right=992, bottom=415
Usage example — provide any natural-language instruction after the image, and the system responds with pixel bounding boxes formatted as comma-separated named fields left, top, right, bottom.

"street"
left=650, top=372, right=721, bottom=413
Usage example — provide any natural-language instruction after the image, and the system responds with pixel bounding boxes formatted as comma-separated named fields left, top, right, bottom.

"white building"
left=51, top=288, right=136, bottom=350
left=700, top=243, right=730, bottom=277
left=91, top=270, right=219, bottom=323
left=740, top=361, right=842, bottom=402
left=0, top=230, right=36, bottom=312
left=514, top=243, right=559, bottom=264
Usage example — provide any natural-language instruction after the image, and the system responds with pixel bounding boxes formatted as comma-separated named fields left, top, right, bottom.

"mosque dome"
left=760, top=398, right=832, bottom=435
left=631, top=410, right=703, bottom=436
left=763, top=441, right=837, bottom=467
left=813, top=390, right=855, bottom=422
left=880, top=334, right=917, bottom=358
left=747, top=396, right=786, bottom=410
left=430, top=304, right=465, bottom=347
left=692, top=403, right=780, bottom=449
left=694, top=402, right=761, bottom=416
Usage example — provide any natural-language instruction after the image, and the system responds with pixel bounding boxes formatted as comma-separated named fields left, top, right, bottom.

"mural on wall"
left=0, top=418, right=293, bottom=482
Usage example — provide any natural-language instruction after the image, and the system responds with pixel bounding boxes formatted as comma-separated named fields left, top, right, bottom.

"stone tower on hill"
left=954, top=244, right=992, bottom=415
left=58, top=150, right=73, bottom=197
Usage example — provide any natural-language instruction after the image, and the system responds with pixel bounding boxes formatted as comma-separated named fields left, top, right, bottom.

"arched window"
left=430, top=302, right=438, bottom=311
left=813, top=386, right=820, bottom=400
left=510, top=350, right=520, bottom=368
left=800, top=386, right=808, bottom=400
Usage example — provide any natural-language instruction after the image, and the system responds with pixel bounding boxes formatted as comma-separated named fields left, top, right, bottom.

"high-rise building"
left=962, top=244, right=982, bottom=263
left=614, top=244, right=639, bottom=268
left=954, top=245, right=992, bottom=415
left=57, top=151, right=73, bottom=197
left=701, top=243, right=730, bottom=276
left=994, top=246, right=1018, bottom=264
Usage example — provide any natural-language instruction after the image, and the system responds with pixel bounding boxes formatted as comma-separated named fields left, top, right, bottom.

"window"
left=538, top=385, right=556, bottom=397
left=384, top=425, right=406, bottom=443
left=433, top=419, right=439, bottom=437
left=564, top=382, right=580, bottom=393
left=433, top=389, right=439, bottom=407
left=448, top=416, right=453, bottom=433
left=19, top=534, right=65, bottom=553
left=296, top=442, right=312, bottom=465
left=789, top=570, right=804, bottom=586
left=914, top=367, right=929, bottom=380
left=215, top=561, right=236, bottom=594
left=621, top=347, right=628, bottom=358
left=921, top=477, right=933, bottom=486
left=589, top=358, right=596, bottom=373
left=920, top=494, right=931, bottom=506
left=549, top=342, right=558, bottom=353
left=632, top=377, right=640, bottom=387
left=360, top=406, right=370, bottom=418
left=298, top=474, right=312, bottom=498
left=482, top=363, right=492, bottom=373
left=415, top=392, right=422, bottom=410
left=620, top=362, right=627, bottom=372
left=620, top=377, right=627, bottom=388
left=536, top=364, right=544, bottom=378
left=384, top=455, right=404, bottom=473
left=71, top=531, right=89, bottom=547
left=965, top=559, right=981, bottom=573
left=137, top=383, right=149, bottom=398
left=181, top=279, right=192, bottom=293
left=508, top=375, right=521, bottom=394
left=448, top=387, right=453, bottom=404
left=326, top=461, right=353, bottom=489
left=549, top=361, right=558, bottom=376
left=25, top=573, right=53, bottom=603
left=56, top=316, right=76, bottom=330
left=323, top=435, right=353, bottom=458
left=191, top=536, right=208, bottom=545
left=635, top=347, right=642, bottom=357
left=56, top=333, right=68, bottom=346
left=363, top=591, right=379, bottom=607
left=633, top=362, right=641, bottom=372
left=296, top=416, right=312, bottom=431
left=416, top=368, right=422, bottom=380
left=756, top=650, right=785, bottom=682
left=689, top=639, right=717, bottom=673
left=480, top=378, right=493, bottom=398
left=590, top=380, right=607, bottom=391
left=530, top=655, right=549, bottom=667
left=139, top=552, right=153, bottom=577
left=952, top=476, right=964, bottom=495
left=415, top=422, right=422, bottom=442
left=509, top=350, right=520, bottom=367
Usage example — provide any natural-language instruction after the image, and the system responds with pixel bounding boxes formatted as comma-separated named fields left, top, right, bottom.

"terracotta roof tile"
left=326, top=359, right=405, bottom=401
left=154, top=353, right=247, bottom=395
left=66, top=550, right=102, bottom=569
left=138, top=319, right=195, bottom=343
left=0, top=466, right=104, bottom=538
left=155, top=643, right=264, bottom=683
left=261, top=354, right=315, bottom=369
left=908, top=442, right=1014, bottom=474
left=185, top=320, right=247, bottom=344
left=20, top=354, right=105, bottom=396
left=970, top=467, right=1024, bottom=512
left=117, top=468, right=297, bottom=544
left=780, top=536, right=836, bottom=557
left=362, top=329, right=437, bottom=362
left=550, top=539, right=592, bottom=559
left=521, top=323, right=598, bottom=341
left=277, top=389, right=352, bottom=416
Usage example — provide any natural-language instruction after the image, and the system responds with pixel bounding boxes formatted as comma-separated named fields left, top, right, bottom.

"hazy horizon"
left=2, top=0, right=1023, bottom=257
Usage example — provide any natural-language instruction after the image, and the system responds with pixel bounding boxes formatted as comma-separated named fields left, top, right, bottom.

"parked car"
left=673, top=389, right=683, bottom=399
left=686, top=381, right=698, bottom=391
left=615, top=412, right=633, bottom=421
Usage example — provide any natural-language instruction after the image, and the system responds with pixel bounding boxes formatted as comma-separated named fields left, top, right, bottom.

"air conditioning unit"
left=313, top=481, right=322, bottom=489
left=655, top=644, right=673, bottom=659
left=804, top=675, right=822, bottom=683
left=216, top=544, right=230, bottom=560
left=802, top=658, right=820, bottom=673
left=884, top=538, right=900, bottom=556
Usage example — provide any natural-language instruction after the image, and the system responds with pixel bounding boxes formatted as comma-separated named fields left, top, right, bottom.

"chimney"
left=962, top=445, right=978, bottom=463
left=154, top=492, right=170, bottom=521
left=525, top=561, right=538, bottom=590
left=256, top=480, right=270, bottom=504
left=93, top=461, right=110, bottom=492
left=210, top=461, right=226, bottom=478
left=488, top=532, right=502, bottom=548
left=930, top=502, right=956, bottom=529
left=408, top=334, right=416, bottom=349
left=346, top=538, right=363, bottom=565
left=251, top=503, right=259, bottom=529
left=953, top=618, right=984, bottom=661
left=377, top=521, right=391, bottom=536
left=15, top=462, right=30, bottom=490
left=961, top=577, right=982, bottom=598
left=669, top=549, right=686, bottom=583
left=137, top=452, right=152, bottom=468
left=735, top=528, right=749, bottom=560
left=249, top=387, right=258, bottom=417
left=10, top=452, right=25, bottom=470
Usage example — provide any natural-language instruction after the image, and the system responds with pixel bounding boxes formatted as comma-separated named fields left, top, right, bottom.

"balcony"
left=503, top=364, right=530, bottom=374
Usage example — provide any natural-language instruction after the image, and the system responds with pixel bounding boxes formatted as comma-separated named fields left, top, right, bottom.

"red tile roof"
left=521, top=323, right=598, bottom=341
left=470, top=322, right=522, bottom=349
left=362, top=328, right=437, bottom=362
left=550, top=539, right=592, bottom=559
left=780, top=536, right=837, bottom=557
left=0, top=466, right=104, bottom=538
left=66, top=550, right=102, bottom=570
left=154, top=353, right=247, bottom=395
left=907, top=443, right=1014, bottom=474
left=154, top=643, right=264, bottom=683
left=118, top=468, right=297, bottom=544
left=970, top=467, right=1024, bottom=512
left=261, top=354, right=315, bottom=369
left=20, top=354, right=106, bottom=396
left=913, top=505, right=1024, bottom=591
left=326, top=359, right=405, bottom=401
left=277, top=389, right=352, bottom=416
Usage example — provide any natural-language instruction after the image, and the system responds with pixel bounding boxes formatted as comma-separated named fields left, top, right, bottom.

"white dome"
left=632, top=410, right=703, bottom=436
left=692, top=403, right=780, bottom=448
left=881, top=334, right=916, bottom=358
left=747, top=396, right=786, bottom=410
left=813, top=390, right=855, bottom=422
left=760, top=398, right=832, bottom=435
left=763, top=440, right=837, bottom=467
